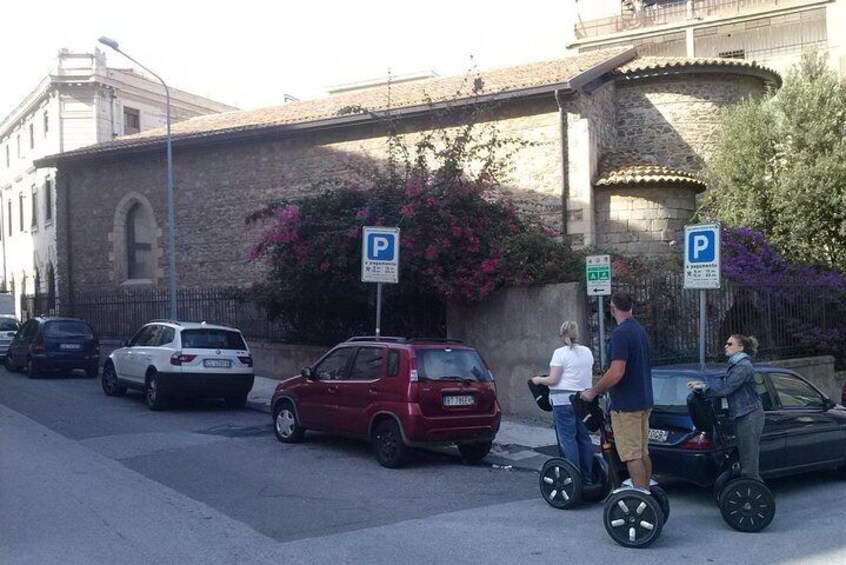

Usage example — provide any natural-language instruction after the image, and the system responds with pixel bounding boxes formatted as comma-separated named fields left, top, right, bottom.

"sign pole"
left=699, top=289, right=706, bottom=370
left=375, top=283, right=383, bottom=337
left=598, top=295, right=607, bottom=370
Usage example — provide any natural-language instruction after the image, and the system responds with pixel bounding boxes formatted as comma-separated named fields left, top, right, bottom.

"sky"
left=1, top=0, right=581, bottom=115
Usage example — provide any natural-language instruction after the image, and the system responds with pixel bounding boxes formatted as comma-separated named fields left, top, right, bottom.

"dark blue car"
left=4, top=317, right=99, bottom=378
left=646, top=365, right=846, bottom=486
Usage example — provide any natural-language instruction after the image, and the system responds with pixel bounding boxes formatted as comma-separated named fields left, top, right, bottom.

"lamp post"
left=98, top=36, right=177, bottom=320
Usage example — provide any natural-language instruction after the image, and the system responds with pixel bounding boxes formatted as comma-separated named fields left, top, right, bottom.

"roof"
left=35, top=50, right=783, bottom=168
left=594, top=163, right=707, bottom=190
left=615, top=56, right=781, bottom=87
left=37, top=47, right=637, bottom=166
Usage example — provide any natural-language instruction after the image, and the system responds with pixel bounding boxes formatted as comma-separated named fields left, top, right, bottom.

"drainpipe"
left=61, top=172, right=73, bottom=316
left=555, top=89, right=569, bottom=238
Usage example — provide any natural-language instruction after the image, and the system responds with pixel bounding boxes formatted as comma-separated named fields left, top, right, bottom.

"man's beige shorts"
left=610, top=409, right=652, bottom=462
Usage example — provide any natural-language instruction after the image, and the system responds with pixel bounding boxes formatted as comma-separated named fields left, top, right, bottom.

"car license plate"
left=60, top=343, right=81, bottom=350
left=203, top=359, right=231, bottom=368
left=443, top=394, right=474, bottom=407
left=648, top=428, right=668, bottom=443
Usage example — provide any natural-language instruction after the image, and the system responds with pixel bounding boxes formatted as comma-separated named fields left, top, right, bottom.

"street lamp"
left=98, top=36, right=177, bottom=320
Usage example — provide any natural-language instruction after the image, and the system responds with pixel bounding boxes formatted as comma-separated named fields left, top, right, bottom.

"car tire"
left=225, top=393, right=248, bottom=409
left=26, top=358, right=40, bottom=379
left=145, top=372, right=168, bottom=411
left=101, top=364, right=127, bottom=397
left=3, top=356, right=15, bottom=372
left=458, top=441, right=492, bottom=464
left=372, top=419, right=408, bottom=468
left=273, top=402, right=305, bottom=443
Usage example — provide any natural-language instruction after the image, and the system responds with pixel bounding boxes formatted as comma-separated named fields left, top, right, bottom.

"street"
left=2, top=367, right=846, bottom=564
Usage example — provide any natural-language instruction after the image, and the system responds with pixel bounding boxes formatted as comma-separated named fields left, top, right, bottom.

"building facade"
left=0, top=48, right=237, bottom=317
left=36, top=48, right=779, bottom=305
left=565, top=0, right=846, bottom=78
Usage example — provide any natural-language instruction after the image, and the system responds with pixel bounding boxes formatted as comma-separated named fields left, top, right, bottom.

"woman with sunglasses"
left=688, top=334, right=765, bottom=482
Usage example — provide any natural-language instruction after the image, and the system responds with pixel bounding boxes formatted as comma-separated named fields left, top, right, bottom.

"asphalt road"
left=2, top=366, right=846, bottom=564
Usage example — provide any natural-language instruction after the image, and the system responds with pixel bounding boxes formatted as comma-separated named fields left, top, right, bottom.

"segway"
left=529, top=380, right=667, bottom=547
left=688, top=390, right=776, bottom=532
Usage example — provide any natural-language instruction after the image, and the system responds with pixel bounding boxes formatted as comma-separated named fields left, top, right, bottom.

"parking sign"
left=684, top=223, right=720, bottom=289
left=362, top=227, right=400, bottom=283
left=586, top=255, right=611, bottom=296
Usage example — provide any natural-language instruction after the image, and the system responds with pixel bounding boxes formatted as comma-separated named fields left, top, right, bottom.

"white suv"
left=101, top=320, right=254, bottom=410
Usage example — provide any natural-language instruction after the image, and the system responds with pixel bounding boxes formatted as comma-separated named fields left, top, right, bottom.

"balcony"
left=574, top=0, right=821, bottom=40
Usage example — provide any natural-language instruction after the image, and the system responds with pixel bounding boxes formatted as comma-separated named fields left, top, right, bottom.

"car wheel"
left=101, top=364, right=126, bottom=397
left=458, top=441, right=492, bottom=464
left=145, top=372, right=168, bottom=411
left=372, top=419, right=408, bottom=468
left=273, top=402, right=305, bottom=443
left=26, top=358, right=41, bottom=379
left=3, top=356, right=15, bottom=372
left=225, top=393, right=248, bottom=409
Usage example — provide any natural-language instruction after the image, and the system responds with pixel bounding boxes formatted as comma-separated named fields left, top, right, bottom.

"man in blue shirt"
left=581, top=291, right=654, bottom=490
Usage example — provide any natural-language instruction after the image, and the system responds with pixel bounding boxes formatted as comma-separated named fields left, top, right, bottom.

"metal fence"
left=53, top=288, right=294, bottom=343
left=586, top=274, right=844, bottom=367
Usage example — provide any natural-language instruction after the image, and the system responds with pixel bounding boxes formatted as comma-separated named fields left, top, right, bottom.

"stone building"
left=36, top=47, right=779, bottom=302
left=0, top=48, right=237, bottom=317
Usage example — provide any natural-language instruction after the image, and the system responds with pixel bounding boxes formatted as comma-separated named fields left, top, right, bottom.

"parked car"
left=0, top=315, right=20, bottom=359
left=271, top=336, right=501, bottom=468
left=645, top=365, right=846, bottom=487
left=101, top=320, right=254, bottom=410
left=4, top=316, right=99, bottom=378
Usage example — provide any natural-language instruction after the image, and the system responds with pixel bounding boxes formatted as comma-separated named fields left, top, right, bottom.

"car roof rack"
left=345, top=336, right=408, bottom=343
left=148, top=319, right=182, bottom=325
left=407, top=338, right=464, bottom=344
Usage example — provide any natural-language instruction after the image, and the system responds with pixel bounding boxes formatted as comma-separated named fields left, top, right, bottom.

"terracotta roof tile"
left=595, top=163, right=706, bottom=190
left=615, top=56, right=780, bottom=84
left=45, top=47, right=632, bottom=163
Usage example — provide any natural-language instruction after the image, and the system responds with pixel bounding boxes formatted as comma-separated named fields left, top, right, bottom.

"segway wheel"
left=718, top=478, right=775, bottom=532
left=539, top=458, right=583, bottom=509
left=603, top=489, right=665, bottom=548
left=650, top=484, right=670, bottom=524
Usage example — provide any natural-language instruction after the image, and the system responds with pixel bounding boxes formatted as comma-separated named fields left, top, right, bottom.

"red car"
left=271, top=336, right=501, bottom=467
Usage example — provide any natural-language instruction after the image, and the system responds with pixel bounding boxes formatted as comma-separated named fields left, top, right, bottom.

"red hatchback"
left=271, top=336, right=501, bottom=467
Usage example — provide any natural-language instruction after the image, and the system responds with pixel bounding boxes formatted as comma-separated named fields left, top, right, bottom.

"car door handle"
left=368, top=388, right=379, bottom=396
left=327, top=386, right=338, bottom=393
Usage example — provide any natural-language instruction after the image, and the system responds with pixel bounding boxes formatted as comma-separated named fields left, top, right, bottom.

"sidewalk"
left=246, top=375, right=558, bottom=472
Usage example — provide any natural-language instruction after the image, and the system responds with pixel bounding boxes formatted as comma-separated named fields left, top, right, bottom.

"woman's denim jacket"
left=704, top=353, right=762, bottom=420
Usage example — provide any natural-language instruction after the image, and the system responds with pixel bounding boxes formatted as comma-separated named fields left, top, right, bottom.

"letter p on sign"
left=688, top=231, right=715, bottom=262
left=367, top=233, right=395, bottom=261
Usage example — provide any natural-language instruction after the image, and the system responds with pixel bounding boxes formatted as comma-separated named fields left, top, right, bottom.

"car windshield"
left=0, top=318, right=19, bottom=331
left=44, top=320, right=94, bottom=338
left=417, top=349, right=490, bottom=381
left=652, top=372, right=702, bottom=414
left=181, top=329, right=247, bottom=350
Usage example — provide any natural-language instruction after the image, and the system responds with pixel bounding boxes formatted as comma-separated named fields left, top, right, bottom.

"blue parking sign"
left=362, top=227, right=400, bottom=283
left=684, top=223, right=720, bottom=289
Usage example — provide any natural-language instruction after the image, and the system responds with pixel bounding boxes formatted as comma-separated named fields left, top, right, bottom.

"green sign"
left=585, top=255, right=611, bottom=295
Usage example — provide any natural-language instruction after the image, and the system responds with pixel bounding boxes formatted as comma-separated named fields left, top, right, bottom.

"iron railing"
left=585, top=273, right=844, bottom=368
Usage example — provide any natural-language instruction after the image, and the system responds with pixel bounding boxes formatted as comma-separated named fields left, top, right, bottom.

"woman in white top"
left=531, top=320, right=596, bottom=484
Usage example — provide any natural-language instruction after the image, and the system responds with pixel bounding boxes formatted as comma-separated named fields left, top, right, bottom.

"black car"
left=647, top=365, right=846, bottom=486
left=4, top=317, right=99, bottom=378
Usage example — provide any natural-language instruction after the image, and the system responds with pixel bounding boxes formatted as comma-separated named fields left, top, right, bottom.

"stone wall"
left=57, top=96, right=576, bottom=296
left=614, top=74, right=764, bottom=171
left=594, top=184, right=699, bottom=254
left=447, top=282, right=586, bottom=420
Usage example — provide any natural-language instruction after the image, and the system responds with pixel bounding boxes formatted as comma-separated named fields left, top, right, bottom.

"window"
left=769, top=372, right=824, bottom=409
left=31, top=185, right=38, bottom=228
left=159, top=327, right=175, bottom=346
left=18, top=193, right=24, bottom=231
left=417, top=349, right=491, bottom=381
left=126, top=203, right=153, bottom=279
left=44, top=179, right=52, bottom=222
left=129, top=325, right=159, bottom=347
left=29, top=123, right=34, bottom=149
left=43, top=111, right=49, bottom=136
left=349, top=347, right=384, bottom=380
left=16, top=134, right=20, bottom=158
left=387, top=350, right=400, bottom=377
left=6, top=200, right=11, bottom=236
left=753, top=373, right=774, bottom=411
left=124, top=107, right=140, bottom=135
left=180, top=329, right=248, bottom=350
left=315, top=347, right=355, bottom=380
left=44, top=320, right=94, bottom=339
left=719, top=49, right=745, bottom=60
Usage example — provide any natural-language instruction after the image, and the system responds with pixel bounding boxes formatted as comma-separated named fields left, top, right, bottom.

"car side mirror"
left=301, top=367, right=314, bottom=379
left=823, top=398, right=836, bottom=411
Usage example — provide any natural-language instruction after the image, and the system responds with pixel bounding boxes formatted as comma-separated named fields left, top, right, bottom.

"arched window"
left=126, top=203, right=153, bottom=280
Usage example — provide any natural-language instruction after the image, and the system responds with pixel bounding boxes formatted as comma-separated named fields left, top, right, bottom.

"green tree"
left=702, top=51, right=846, bottom=271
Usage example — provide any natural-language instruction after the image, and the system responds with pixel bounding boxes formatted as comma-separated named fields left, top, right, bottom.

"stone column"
left=566, top=115, right=597, bottom=246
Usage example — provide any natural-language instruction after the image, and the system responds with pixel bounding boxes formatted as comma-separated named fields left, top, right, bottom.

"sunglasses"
left=725, top=341, right=736, bottom=347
